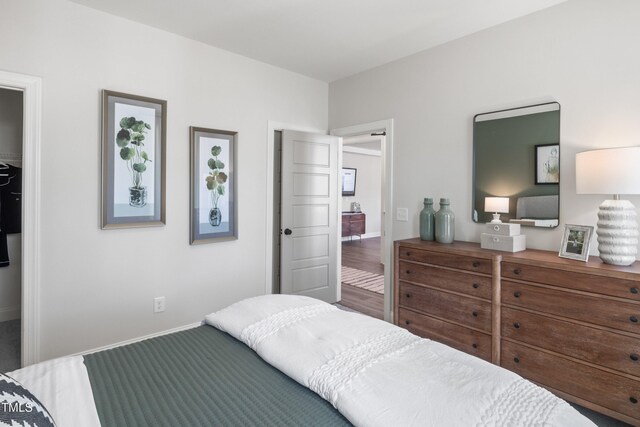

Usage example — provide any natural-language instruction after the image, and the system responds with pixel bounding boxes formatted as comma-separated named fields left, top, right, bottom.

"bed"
left=2, top=295, right=595, bottom=426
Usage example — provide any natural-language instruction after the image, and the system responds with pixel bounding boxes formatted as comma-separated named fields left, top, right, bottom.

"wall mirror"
left=473, top=102, right=560, bottom=228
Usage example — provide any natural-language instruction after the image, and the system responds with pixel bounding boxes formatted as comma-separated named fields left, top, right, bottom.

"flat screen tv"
left=342, top=167, right=357, bottom=196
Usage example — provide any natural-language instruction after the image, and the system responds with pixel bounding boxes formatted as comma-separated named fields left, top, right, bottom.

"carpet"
left=0, top=319, right=21, bottom=373
left=341, top=266, right=384, bottom=294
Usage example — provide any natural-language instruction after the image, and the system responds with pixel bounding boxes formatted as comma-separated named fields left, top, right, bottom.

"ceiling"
left=70, top=0, right=567, bottom=82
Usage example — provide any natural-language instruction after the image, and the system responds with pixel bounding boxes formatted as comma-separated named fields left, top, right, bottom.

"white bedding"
left=6, top=294, right=595, bottom=427
left=206, top=294, right=595, bottom=427
left=9, top=355, right=101, bottom=427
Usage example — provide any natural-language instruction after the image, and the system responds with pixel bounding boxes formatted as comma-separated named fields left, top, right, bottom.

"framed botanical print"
left=190, top=127, right=237, bottom=244
left=101, top=90, right=166, bottom=228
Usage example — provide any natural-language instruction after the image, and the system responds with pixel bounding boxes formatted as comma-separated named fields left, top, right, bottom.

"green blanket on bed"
left=84, top=325, right=350, bottom=427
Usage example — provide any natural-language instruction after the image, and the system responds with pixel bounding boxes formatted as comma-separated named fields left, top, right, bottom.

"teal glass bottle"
left=435, top=198, right=455, bottom=244
left=419, top=197, right=435, bottom=241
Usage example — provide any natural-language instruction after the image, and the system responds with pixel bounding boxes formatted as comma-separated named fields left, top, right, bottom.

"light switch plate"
left=396, top=208, right=409, bottom=222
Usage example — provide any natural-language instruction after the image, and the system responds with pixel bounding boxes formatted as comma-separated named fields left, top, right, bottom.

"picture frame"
left=559, top=224, right=593, bottom=261
left=101, top=90, right=166, bottom=229
left=190, top=127, right=238, bottom=244
left=342, top=167, right=357, bottom=196
left=535, top=143, right=560, bottom=184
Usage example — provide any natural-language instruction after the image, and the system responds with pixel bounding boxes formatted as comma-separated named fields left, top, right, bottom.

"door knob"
left=284, top=228, right=292, bottom=235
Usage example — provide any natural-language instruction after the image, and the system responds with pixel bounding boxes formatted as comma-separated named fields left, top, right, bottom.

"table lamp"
left=485, top=197, right=509, bottom=224
left=576, top=147, right=640, bottom=266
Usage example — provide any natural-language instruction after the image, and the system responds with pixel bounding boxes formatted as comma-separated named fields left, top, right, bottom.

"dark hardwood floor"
left=341, top=237, right=384, bottom=275
left=340, top=237, right=384, bottom=319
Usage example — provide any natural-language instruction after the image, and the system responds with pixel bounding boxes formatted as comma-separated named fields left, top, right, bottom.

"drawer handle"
left=513, top=268, right=521, bottom=275
left=513, top=322, right=520, bottom=329
left=406, top=293, right=412, bottom=299
left=514, top=357, right=520, bottom=363
left=472, top=311, right=479, bottom=317
left=472, top=283, right=479, bottom=289
left=631, top=397, right=638, bottom=404
left=405, top=320, right=410, bottom=325
left=406, top=251, right=412, bottom=257
left=631, top=353, right=639, bottom=362
left=405, top=270, right=411, bottom=274
left=472, top=343, right=478, bottom=349
left=514, top=291, right=522, bottom=298
left=632, top=287, right=639, bottom=294
left=631, top=315, right=638, bottom=323
left=472, top=261, right=480, bottom=268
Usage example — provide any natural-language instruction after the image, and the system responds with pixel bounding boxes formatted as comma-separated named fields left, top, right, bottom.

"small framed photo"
left=101, top=90, right=166, bottom=229
left=190, top=127, right=237, bottom=244
left=559, top=224, right=593, bottom=261
left=535, top=143, right=560, bottom=184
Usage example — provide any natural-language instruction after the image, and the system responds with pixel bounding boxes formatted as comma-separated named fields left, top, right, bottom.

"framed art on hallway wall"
left=101, top=90, right=167, bottom=229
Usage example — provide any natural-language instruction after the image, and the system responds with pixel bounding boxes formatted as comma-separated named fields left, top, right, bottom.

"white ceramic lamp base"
left=596, top=199, right=638, bottom=266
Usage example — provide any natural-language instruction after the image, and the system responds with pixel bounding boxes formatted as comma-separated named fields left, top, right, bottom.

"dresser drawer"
left=502, top=307, right=640, bottom=377
left=399, top=282, right=491, bottom=332
left=502, top=281, right=640, bottom=334
left=502, top=261, right=640, bottom=301
left=397, top=247, right=491, bottom=275
left=398, top=308, right=491, bottom=361
left=398, top=261, right=491, bottom=300
left=502, top=340, right=640, bottom=420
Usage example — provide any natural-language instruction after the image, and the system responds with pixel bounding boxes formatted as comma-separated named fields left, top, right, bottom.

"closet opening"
left=0, top=87, right=24, bottom=373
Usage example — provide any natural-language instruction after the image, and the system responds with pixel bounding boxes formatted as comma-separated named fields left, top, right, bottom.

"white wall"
left=342, top=151, right=382, bottom=235
left=0, top=0, right=327, bottom=361
left=0, top=88, right=23, bottom=322
left=329, top=0, right=640, bottom=256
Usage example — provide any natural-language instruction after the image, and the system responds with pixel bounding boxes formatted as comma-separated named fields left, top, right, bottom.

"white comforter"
left=206, top=294, right=595, bottom=427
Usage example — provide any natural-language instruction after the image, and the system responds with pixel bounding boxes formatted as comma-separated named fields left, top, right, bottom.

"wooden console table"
left=342, top=212, right=365, bottom=239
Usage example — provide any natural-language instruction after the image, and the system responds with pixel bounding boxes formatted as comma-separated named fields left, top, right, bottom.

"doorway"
left=339, top=133, right=385, bottom=319
left=332, top=119, right=394, bottom=322
left=0, top=87, right=23, bottom=372
left=0, top=70, right=42, bottom=367
left=266, top=119, right=393, bottom=322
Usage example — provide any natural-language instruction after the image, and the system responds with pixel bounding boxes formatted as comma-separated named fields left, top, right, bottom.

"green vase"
left=435, top=198, right=455, bottom=244
left=419, top=198, right=435, bottom=241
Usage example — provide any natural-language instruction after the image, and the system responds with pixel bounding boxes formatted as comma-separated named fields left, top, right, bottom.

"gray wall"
left=0, top=0, right=327, bottom=361
left=329, top=0, right=640, bottom=254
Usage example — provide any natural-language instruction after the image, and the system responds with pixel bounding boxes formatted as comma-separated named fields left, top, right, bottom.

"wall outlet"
left=396, top=207, right=409, bottom=222
left=154, top=296, right=166, bottom=313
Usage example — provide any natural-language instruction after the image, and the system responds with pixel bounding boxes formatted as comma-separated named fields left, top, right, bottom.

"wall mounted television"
left=342, top=167, right=357, bottom=196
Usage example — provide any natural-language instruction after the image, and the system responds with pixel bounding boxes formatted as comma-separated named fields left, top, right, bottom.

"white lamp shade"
left=485, top=197, right=509, bottom=213
left=576, top=147, right=640, bottom=195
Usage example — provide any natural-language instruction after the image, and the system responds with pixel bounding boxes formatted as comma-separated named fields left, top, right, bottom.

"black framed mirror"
left=472, top=102, right=560, bottom=228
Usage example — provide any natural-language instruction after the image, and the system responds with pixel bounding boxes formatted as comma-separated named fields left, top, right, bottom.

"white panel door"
left=281, top=130, right=340, bottom=303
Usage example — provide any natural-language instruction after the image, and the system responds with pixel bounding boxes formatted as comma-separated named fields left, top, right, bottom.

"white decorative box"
left=485, top=222, right=521, bottom=236
left=481, top=233, right=526, bottom=252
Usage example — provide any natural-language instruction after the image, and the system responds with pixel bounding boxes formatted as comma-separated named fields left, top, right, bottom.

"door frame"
left=331, top=119, right=394, bottom=322
left=265, top=121, right=328, bottom=296
left=0, top=69, right=43, bottom=366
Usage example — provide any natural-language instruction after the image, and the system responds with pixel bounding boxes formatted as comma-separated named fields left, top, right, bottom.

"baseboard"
left=342, top=231, right=381, bottom=242
left=0, top=306, right=21, bottom=322
left=74, top=321, right=202, bottom=357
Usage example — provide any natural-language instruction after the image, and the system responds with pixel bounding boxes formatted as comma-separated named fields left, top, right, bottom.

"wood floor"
left=339, top=237, right=384, bottom=319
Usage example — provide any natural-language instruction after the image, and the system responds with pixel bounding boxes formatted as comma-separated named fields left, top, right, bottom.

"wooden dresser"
left=394, top=238, right=640, bottom=425
left=342, top=212, right=365, bottom=239
left=395, top=240, right=499, bottom=363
